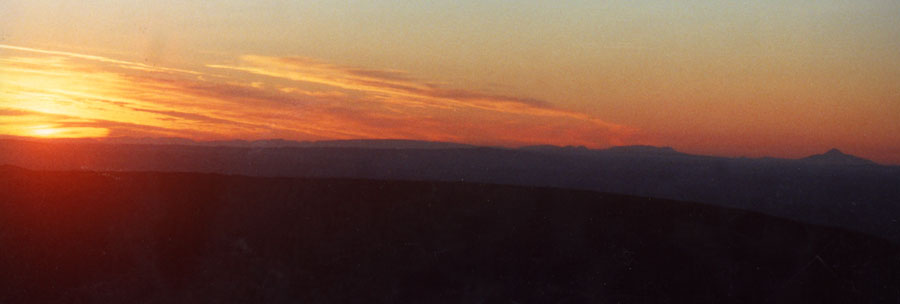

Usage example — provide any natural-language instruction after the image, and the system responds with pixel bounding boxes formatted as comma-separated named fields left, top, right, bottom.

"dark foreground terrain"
left=1, top=166, right=898, bottom=303
left=4, top=138, right=900, bottom=244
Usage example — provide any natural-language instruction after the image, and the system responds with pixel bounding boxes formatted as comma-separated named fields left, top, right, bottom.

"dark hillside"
left=0, top=166, right=898, bottom=303
left=3, top=139, right=899, bottom=244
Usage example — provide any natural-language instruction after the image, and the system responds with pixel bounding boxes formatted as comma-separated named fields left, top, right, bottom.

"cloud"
left=0, top=108, right=37, bottom=116
left=0, top=44, right=202, bottom=75
left=207, top=56, right=604, bottom=118
left=0, top=107, right=106, bottom=138
left=1, top=44, right=640, bottom=147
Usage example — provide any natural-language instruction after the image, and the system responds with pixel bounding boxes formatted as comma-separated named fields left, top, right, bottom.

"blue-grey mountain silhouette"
left=1, top=137, right=899, bottom=244
left=802, top=148, right=877, bottom=166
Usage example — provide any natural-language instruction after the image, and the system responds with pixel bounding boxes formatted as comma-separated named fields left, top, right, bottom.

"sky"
left=2, top=1, right=899, bottom=163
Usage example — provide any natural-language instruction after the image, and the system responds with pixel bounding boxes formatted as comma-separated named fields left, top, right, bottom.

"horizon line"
left=0, top=135, right=891, bottom=166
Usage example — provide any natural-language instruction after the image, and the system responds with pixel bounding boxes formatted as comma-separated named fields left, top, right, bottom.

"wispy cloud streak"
left=0, top=44, right=203, bottom=75
left=208, top=55, right=628, bottom=131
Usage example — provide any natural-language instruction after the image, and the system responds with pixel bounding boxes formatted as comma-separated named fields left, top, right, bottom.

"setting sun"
left=31, top=127, right=59, bottom=137
left=26, top=125, right=109, bottom=138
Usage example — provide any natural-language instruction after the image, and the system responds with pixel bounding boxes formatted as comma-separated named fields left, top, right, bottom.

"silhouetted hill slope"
left=0, top=167, right=898, bottom=303
left=520, top=145, right=686, bottom=157
left=2, top=139, right=899, bottom=244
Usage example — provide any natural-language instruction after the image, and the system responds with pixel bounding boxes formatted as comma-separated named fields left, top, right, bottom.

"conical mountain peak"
left=824, top=148, right=846, bottom=155
left=803, top=148, right=876, bottom=165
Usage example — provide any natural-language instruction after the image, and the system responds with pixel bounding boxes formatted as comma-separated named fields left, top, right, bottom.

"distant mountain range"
left=520, top=144, right=686, bottom=157
left=1, top=137, right=898, bottom=244
left=9, top=136, right=883, bottom=164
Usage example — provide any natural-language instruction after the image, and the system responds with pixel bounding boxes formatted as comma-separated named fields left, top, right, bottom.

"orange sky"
left=1, top=1, right=899, bottom=163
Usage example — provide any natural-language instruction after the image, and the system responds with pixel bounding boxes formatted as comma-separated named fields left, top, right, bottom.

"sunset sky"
left=2, top=1, right=899, bottom=163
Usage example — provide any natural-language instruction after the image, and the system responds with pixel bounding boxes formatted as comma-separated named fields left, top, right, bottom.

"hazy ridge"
left=2, top=138, right=898, bottom=244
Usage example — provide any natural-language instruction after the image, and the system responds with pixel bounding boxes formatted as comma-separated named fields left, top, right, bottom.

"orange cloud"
left=1, top=45, right=640, bottom=147
left=207, top=55, right=629, bottom=131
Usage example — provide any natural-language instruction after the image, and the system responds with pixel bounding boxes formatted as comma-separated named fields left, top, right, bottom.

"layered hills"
left=2, top=138, right=898, bottom=244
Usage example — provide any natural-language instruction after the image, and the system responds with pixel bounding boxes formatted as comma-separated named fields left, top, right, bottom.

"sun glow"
left=31, top=127, right=59, bottom=136
left=26, top=125, right=109, bottom=138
